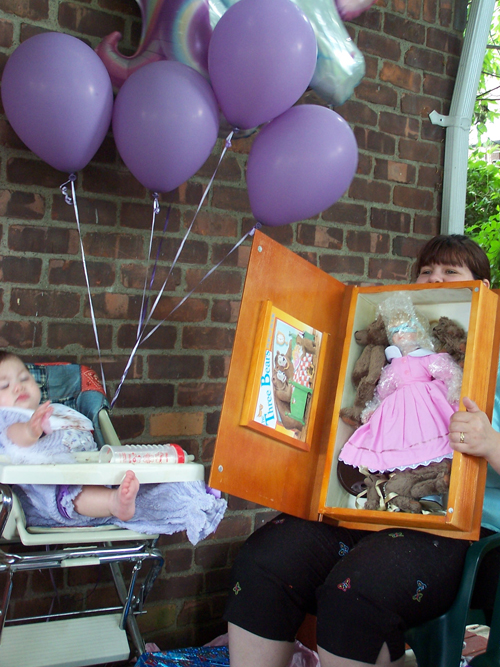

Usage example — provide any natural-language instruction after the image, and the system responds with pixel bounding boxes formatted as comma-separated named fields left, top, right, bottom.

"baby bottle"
left=99, top=443, right=194, bottom=464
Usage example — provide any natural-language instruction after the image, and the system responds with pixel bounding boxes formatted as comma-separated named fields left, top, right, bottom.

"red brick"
left=371, top=208, right=411, bottom=233
left=147, top=355, right=204, bottom=380
left=405, top=46, right=445, bottom=74
left=182, top=326, right=235, bottom=351
left=423, top=73, right=454, bottom=100
left=206, top=410, right=221, bottom=435
left=356, top=153, right=373, bottom=176
left=58, top=2, right=124, bottom=37
left=120, top=202, right=180, bottom=232
left=0, top=120, right=27, bottom=150
left=153, top=238, right=209, bottom=265
left=152, top=296, right=208, bottom=323
left=0, top=191, right=45, bottom=220
left=49, top=259, right=115, bottom=287
left=162, top=181, right=204, bottom=206
left=297, top=224, right=343, bottom=250
left=401, top=93, right=442, bottom=118
left=384, top=14, right=425, bottom=43
left=83, top=356, right=143, bottom=382
left=185, top=268, right=242, bottom=295
left=9, top=225, right=78, bottom=253
left=0, top=255, right=42, bottom=283
left=423, top=0, right=437, bottom=22
left=399, top=138, right=441, bottom=164
left=374, top=159, right=416, bottom=184
left=337, top=100, right=378, bottom=127
left=379, top=112, right=419, bottom=139
left=322, top=202, right=368, bottom=226
left=319, top=254, right=365, bottom=276
left=0, top=20, right=14, bottom=47
left=393, top=235, right=427, bottom=259
left=439, top=0, right=452, bottom=28
left=115, top=383, right=175, bottom=408
left=380, top=62, right=422, bottom=92
left=357, top=30, right=401, bottom=60
left=421, top=121, right=446, bottom=143
left=47, top=322, right=112, bottom=350
left=11, top=288, right=80, bottom=318
left=354, top=128, right=396, bottom=155
left=414, top=214, right=440, bottom=236
left=191, top=211, right=238, bottom=238
left=355, top=80, right=398, bottom=108
left=19, top=23, right=52, bottom=42
left=82, top=165, right=145, bottom=198
left=1, top=0, right=48, bottom=19
left=211, top=185, right=251, bottom=213
left=199, top=153, right=242, bottom=182
left=418, top=165, right=442, bottom=189
left=346, top=231, right=390, bottom=254
left=110, top=413, right=145, bottom=439
left=117, top=323, right=176, bottom=350
left=84, top=292, right=140, bottom=320
left=426, top=27, right=461, bottom=56
left=208, top=355, right=230, bottom=379
left=6, top=157, right=65, bottom=188
left=350, top=5, right=382, bottom=29
left=0, top=320, right=41, bottom=348
left=212, top=514, right=253, bottom=539
left=51, top=195, right=118, bottom=226
left=120, top=263, right=181, bottom=291
left=348, top=178, right=391, bottom=204
left=163, top=548, right=194, bottom=574
left=177, top=383, right=226, bottom=407
left=393, top=185, right=434, bottom=211
left=368, top=258, right=410, bottom=282
left=211, top=299, right=240, bottom=324
left=84, top=232, right=145, bottom=259
left=407, top=0, right=421, bottom=19
left=195, top=543, right=230, bottom=569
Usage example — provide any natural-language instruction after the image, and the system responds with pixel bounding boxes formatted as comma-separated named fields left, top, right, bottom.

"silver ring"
left=460, top=432, right=465, bottom=444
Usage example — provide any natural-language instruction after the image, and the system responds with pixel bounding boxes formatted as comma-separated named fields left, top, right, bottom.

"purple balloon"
left=1, top=32, right=113, bottom=173
left=247, top=105, right=358, bottom=226
left=208, top=0, right=317, bottom=130
left=112, top=60, right=219, bottom=192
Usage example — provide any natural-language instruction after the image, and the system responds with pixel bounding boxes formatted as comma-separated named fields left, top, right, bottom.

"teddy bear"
left=432, top=316, right=468, bottom=367
left=339, top=315, right=389, bottom=428
left=363, top=459, right=452, bottom=514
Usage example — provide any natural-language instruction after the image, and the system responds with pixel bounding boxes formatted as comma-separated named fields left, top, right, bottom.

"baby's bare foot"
left=109, top=470, right=139, bottom=521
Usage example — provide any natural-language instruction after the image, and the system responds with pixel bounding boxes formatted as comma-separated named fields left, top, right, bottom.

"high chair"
left=0, top=362, right=205, bottom=667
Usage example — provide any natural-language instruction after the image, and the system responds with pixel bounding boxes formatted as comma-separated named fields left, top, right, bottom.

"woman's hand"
left=449, top=397, right=500, bottom=473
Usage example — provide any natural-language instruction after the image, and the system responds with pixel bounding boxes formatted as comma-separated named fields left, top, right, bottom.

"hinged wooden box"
left=210, top=231, right=500, bottom=539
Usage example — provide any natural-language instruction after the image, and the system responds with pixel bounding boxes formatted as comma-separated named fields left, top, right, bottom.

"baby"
left=0, top=352, right=227, bottom=544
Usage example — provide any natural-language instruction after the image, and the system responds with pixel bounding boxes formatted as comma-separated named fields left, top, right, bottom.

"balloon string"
left=137, top=193, right=161, bottom=337
left=110, top=222, right=259, bottom=409
left=111, top=130, right=235, bottom=409
left=138, top=129, right=235, bottom=338
left=60, top=174, right=107, bottom=395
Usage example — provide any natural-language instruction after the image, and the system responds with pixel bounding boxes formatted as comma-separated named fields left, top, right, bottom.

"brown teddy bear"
left=363, top=459, right=452, bottom=514
left=432, top=316, right=467, bottom=368
left=339, top=315, right=389, bottom=428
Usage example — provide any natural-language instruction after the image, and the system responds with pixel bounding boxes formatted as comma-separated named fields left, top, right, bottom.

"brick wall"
left=0, top=0, right=464, bottom=651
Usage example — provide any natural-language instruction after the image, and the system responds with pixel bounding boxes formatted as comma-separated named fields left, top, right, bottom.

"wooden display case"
left=209, top=231, right=500, bottom=540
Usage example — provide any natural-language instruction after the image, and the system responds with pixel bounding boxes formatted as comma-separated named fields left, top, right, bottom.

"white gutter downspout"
left=429, top=0, right=496, bottom=234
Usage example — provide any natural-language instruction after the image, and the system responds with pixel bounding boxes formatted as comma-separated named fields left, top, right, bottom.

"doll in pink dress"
left=339, top=292, right=462, bottom=474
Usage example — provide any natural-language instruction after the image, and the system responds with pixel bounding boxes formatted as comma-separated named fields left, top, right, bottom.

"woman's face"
left=416, top=263, right=490, bottom=288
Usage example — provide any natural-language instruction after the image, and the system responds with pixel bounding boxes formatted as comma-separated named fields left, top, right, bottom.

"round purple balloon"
left=1, top=32, right=113, bottom=173
left=208, top=0, right=317, bottom=130
left=246, top=105, right=358, bottom=226
left=112, top=60, right=220, bottom=192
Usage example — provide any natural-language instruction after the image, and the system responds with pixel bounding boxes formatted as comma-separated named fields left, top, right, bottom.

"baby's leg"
left=73, top=471, right=140, bottom=521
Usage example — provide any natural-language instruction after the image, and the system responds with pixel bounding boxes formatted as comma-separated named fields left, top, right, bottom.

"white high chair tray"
left=0, top=459, right=205, bottom=485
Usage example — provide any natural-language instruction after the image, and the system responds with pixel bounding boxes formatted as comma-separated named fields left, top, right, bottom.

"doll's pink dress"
left=339, top=352, right=457, bottom=473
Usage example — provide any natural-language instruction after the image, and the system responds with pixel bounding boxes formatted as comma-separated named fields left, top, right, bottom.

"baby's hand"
left=28, top=401, right=53, bottom=439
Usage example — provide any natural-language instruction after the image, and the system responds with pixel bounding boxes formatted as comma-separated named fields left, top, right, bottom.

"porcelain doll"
left=338, top=292, right=462, bottom=474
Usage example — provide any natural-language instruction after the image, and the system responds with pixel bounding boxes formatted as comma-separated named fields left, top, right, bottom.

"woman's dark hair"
left=413, top=234, right=491, bottom=283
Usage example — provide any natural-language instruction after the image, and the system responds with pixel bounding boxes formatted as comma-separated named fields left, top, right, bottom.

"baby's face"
left=0, top=357, right=41, bottom=410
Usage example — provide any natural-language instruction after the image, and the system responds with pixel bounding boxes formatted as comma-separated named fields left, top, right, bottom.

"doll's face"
left=0, top=357, right=41, bottom=410
left=388, top=320, right=420, bottom=353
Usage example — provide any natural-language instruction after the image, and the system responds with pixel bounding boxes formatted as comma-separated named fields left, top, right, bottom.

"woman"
left=224, top=234, right=500, bottom=667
